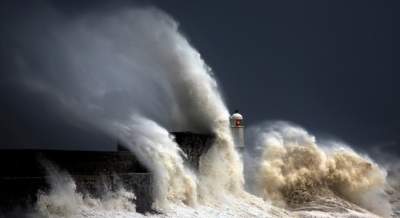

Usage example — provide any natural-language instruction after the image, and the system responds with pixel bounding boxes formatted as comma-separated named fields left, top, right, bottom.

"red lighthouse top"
left=230, top=110, right=244, bottom=128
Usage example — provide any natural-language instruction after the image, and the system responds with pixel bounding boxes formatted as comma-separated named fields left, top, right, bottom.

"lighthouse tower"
left=230, top=110, right=245, bottom=151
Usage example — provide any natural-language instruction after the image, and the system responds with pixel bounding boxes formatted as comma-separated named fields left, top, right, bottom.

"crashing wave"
left=247, top=122, right=391, bottom=217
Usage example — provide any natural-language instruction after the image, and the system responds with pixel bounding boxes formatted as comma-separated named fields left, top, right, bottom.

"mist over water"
left=5, top=3, right=398, bottom=218
left=12, top=6, right=228, bottom=134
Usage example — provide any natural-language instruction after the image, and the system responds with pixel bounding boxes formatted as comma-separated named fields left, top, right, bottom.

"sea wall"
left=172, top=132, right=214, bottom=170
left=0, top=132, right=213, bottom=213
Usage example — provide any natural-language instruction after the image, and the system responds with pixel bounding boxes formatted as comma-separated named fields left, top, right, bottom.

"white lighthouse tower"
left=230, top=110, right=245, bottom=151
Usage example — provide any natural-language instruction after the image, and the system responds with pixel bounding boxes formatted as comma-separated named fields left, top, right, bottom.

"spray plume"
left=115, top=116, right=198, bottom=208
left=9, top=4, right=243, bottom=209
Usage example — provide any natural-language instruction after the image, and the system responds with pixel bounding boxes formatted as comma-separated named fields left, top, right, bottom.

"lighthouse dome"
left=230, top=112, right=243, bottom=120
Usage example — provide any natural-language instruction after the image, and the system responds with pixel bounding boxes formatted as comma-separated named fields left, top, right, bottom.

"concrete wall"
left=171, top=132, right=214, bottom=170
left=0, top=132, right=214, bottom=213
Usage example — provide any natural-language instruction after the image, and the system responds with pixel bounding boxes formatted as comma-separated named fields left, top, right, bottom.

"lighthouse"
left=230, top=110, right=245, bottom=151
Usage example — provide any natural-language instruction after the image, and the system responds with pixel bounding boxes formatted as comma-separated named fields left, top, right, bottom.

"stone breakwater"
left=0, top=132, right=213, bottom=213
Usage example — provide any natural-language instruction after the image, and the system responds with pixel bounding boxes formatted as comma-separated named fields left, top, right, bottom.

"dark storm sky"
left=0, top=0, right=398, bottom=154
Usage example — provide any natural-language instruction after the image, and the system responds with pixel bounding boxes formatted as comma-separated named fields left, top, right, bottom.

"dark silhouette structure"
left=0, top=132, right=214, bottom=213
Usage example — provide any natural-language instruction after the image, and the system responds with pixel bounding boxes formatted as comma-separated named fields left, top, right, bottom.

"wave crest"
left=252, top=122, right=391, bottom=217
